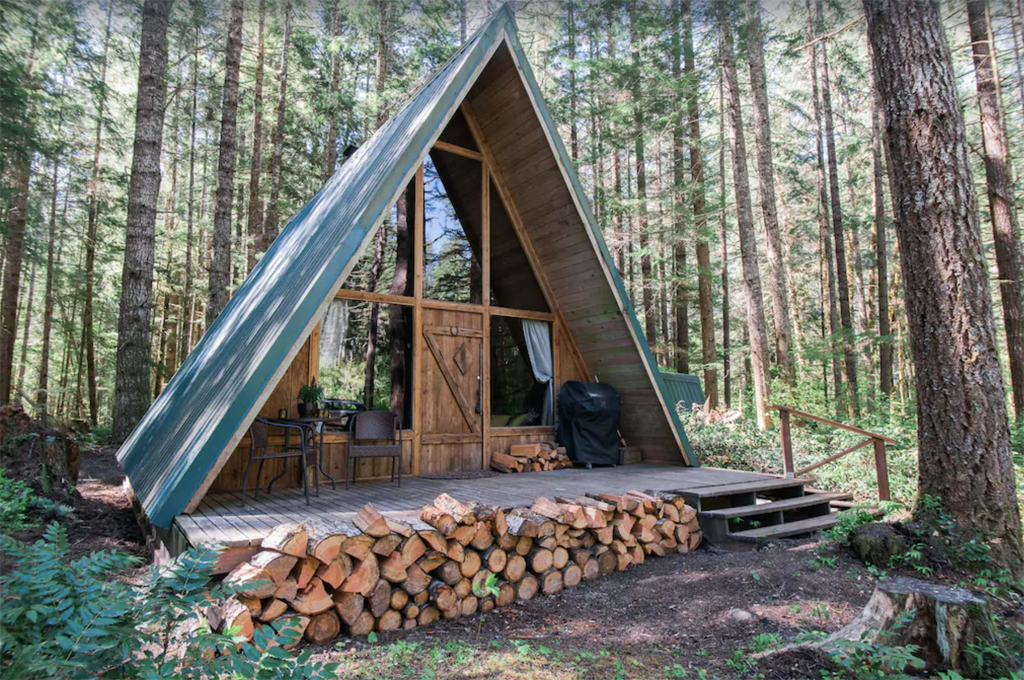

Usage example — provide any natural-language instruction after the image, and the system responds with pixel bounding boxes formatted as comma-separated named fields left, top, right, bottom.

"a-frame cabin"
left=117, top=7, right=705, bottom=552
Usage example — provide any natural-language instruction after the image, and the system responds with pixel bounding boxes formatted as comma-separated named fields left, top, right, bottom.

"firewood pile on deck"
left=211, top=490, right=703, bottom=645
left=490, top=442, right=573, bottom=473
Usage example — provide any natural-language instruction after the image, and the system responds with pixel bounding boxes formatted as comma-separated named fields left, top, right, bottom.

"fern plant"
left=0, top=523, right=341, bottom=679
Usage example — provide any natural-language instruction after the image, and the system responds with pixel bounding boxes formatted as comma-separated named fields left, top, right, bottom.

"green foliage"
left=0, top=523, right=341, bottom=679
left=678, top=411, right=919, bottom=503
left=298, top=378, right=325, bottom=404
left=0, top=468, right=72, bottom=532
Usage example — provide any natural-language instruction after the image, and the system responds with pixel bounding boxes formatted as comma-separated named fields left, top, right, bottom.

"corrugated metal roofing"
left=117, top=6, right=696, bottom=530
left=660, top=373, right=706, bottom=414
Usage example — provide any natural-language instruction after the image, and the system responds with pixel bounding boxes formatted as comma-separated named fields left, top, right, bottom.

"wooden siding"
left=464, top=44, right=682, bottom=462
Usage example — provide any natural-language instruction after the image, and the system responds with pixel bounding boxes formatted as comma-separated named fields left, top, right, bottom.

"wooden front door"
left=419, top=307, right=484, bottom=472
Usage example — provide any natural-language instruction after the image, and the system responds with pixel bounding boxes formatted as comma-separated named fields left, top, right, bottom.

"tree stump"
left=759, top=577, right=1012, bottom=678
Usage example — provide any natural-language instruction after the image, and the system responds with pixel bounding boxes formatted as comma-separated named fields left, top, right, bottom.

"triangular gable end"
left=117, top=7, right=695, bottom=531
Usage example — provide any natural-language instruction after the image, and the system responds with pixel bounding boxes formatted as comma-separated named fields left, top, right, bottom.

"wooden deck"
left=175, top=465, right=781, bottom=551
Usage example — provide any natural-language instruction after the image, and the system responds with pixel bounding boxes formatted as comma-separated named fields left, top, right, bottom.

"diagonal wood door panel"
left=422, top=329, right=480, bottom=433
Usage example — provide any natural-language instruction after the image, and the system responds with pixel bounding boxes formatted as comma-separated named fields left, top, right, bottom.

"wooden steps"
left=729, top=513, right=840, bottom=544
left=675, top=476, right=811, bottom=501
left=699, top=491, right=850, bottom=520
left=675, top=476, right=859, bottom=549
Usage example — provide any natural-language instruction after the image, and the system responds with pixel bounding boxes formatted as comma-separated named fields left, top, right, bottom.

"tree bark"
left=967, top=0, right=1024, bottom=423
left=262, top=0, right=292, bottom=251
left=15, top=259, right=36, bottom=399
left=38, top=143, right=63, bottom=423
left=180, top=17, right=200, bottom=364
left=680, top=0, right=714, bottom=401
left=112, top=0, right=171, bottom=442
left=719, top=71, right=731, bottom=410
left=806, top=0, right=841, bottom=408
left=207, top=0, right=244, bottom=326
left=871, top=75, right=892, bottom=398
left=817, top=0, right=859, bottom=416
left=389, top=184, right=415, bottom=417
left=864, top=0, right=1024, bottom=576
left=629, top=0, right=657, bottom=348
left=567, top=0, right=578, bottom=164
left=247, top=0, right=266, bottom=273
left=324, top=1, right=341, bottom=183
left=0, top=26, right=37, bottom=407
left=720, top=14, right=771, bottom=429
left=746, top=0, right=796, bottom=385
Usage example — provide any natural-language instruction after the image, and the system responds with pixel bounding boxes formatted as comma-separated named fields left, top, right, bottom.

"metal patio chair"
left=242, top=417, right=318, bottom=506
left=346, top=411, right=402, bottom=490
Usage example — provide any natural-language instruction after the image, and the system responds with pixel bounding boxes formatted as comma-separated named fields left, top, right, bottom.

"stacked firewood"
left=490, top=442, right=573, bottom=473
left=212, top=491, right=702, bottom=645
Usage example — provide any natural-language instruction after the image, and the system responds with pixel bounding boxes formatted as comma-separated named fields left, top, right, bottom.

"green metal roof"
left=117, top=6, right=695, bottom=530
left=660, top=373, right=706, bottom=414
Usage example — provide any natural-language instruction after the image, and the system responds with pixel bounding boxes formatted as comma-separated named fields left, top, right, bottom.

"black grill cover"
left=556, top=381, right=621, bottom=465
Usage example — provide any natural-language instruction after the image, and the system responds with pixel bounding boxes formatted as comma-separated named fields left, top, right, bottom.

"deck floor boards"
left=174, top=465, right=779, bottom=549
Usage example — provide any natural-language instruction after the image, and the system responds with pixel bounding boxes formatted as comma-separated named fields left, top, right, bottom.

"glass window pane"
left=490, top=316, right=552, bottom=427
left=338, top=179, right=416, bottom=297
left=319, top=299, right=414, bottom=426
left=489, top=179, right=549, bottom=312
left=423, top=151, right=483, bottom=303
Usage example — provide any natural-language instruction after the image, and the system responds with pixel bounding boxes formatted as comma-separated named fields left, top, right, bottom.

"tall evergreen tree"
left=113, top=0, right=172, bottom=442
left=865, top=0, right=1024, bottom=576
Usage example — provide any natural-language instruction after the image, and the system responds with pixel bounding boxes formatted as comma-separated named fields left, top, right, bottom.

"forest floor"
left=60, top=447, right=1024, bottom=680
left=310, top=543, right=873, bottom=680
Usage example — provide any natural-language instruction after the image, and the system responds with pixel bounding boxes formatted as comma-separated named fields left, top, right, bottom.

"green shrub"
left=0, top=523, right=341, bottom=679
left=0, top=468, right=72, bottom=532
left=678, top=410, right=918, bottom=503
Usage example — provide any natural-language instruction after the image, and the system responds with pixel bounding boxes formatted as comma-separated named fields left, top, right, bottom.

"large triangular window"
left=423, top=150, right=483, bottom=303
left=488, top=179, right=549, bottom=312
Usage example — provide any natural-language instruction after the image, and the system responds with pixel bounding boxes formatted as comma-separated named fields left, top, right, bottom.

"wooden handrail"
left=770, top=404, right=897, bottom=444
left=771, top=404, right=892, bottom=502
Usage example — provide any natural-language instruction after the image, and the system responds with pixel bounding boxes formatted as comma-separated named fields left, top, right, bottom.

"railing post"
left=780, top=408, right=794, bottom=477
left=873, top=437, right=891, bottom=502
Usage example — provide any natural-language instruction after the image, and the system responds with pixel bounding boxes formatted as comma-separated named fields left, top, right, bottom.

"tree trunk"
left=746, top=0, right=796, bottom=385
left=671, top=1, right=688, bottom=374
left=720, top=15, right=771, bottom=429
left=629, top=1, right=656, bottom=347
left=0, top=31, right=37, bottom=407
left=567, top=0, right=578, bottom=164
left=389, top=184, right=415, bottom=417
left=324, top=1, right=341, bottom=183
left=719, top=72, right=731, bottom=410
left=374, top=0, right=391, bottom=129
left=806, top=0, right=841, bottom=408
left=180, top=20, right=200, bottom=365
left=818, top=0, right=859, bottom=416
left=363, top=1, right=393, bottom=411
left=207, top=0, right=244, bottom=326
left=681, top=0, right=714, bottom=401
left=869, top=48, right=892, bottom=399
left=38, top=147, right=63, bottom=423
left=864, top=0, right=1024, bottom=576
left=112, top=0, right=171, bottom=442
left=247, top=0, right=266, bottom=273
left=262, top=0, right=292, bottom=251
left=15, top=259, right=36, bottom=399
left=967, top=0, right=1024, bottom=423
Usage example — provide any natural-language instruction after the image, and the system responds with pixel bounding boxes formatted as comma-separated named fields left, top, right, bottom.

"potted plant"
left=297, top=379, right=324, bottom=418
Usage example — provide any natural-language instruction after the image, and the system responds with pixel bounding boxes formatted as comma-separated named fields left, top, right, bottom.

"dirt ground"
left=311, top=542, right=875, bottom=679
left=67, top=445, right=148, bottom=559
left=27, top=448, right=939, bottom=678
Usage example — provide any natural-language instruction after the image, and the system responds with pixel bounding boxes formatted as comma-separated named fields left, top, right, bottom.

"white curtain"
left=523, top=320, right=554, bottom=425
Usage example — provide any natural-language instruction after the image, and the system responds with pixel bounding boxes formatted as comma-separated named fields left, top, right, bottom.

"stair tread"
left=699, top=492, right=850, bottom=519
left=730, top=513, right=839, bottom=541
left=673, top=476, right=811, bottom=499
